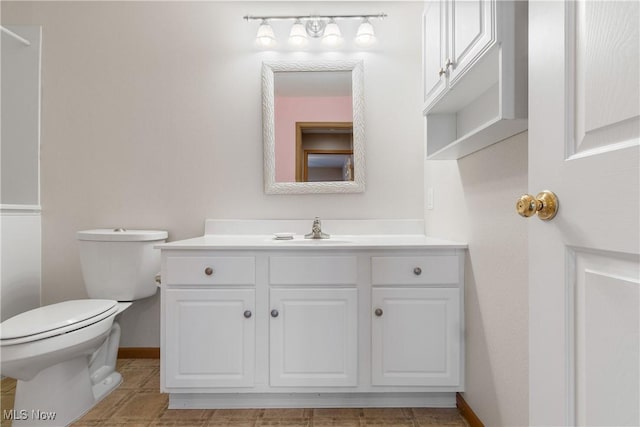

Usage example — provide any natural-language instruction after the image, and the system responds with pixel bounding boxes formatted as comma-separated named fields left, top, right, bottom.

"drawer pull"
left=374, top=308, right=383, bottom=317
left=271, top=309, right=279, bottom=318
left=204, top=267, right=214, bottom=276
left=413, top=267, right=422, bottom=276
left=244, top=310, right=252, bottom=319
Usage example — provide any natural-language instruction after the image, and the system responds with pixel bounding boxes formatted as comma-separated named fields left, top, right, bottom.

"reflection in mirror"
left=295, top=122, right=353, bottom=182
left=305, top=152, right=353, bottom=182
left=263, top=61, right=364, bottom=194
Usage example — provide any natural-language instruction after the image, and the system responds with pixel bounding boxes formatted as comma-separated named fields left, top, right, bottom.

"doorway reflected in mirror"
left=274, top=71, right=353, bottom=183
left=296, top=122, right=353, bottom=182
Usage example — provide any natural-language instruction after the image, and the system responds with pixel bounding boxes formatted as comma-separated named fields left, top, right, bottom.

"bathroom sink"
left=275, top=239, right=352, bottom=244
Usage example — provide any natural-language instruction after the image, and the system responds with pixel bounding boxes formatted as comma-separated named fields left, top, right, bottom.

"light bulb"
left=355, top=18, right=376, bottom=47
left=255, top=19, right=276, bottom=48
left=288, top=19, right=308, bottom=48
left=322, top=19, right=343, bottom=47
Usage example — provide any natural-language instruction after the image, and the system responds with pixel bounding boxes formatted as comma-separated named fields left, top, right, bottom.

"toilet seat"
left=0, top=299, right=118, bottom=345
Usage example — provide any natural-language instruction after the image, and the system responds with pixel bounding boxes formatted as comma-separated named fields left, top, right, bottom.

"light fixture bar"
left=244, top=13, right=387, bottom=22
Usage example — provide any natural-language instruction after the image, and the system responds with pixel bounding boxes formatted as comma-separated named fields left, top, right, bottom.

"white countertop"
left=156, top=234, right=467, bottom=250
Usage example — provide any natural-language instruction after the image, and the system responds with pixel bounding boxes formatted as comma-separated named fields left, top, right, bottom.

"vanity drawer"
left=371, top=255, right=459, bottom=285
left=165, top=256, right=255, bottom=285
left=270, top=256, right=358, bottom=285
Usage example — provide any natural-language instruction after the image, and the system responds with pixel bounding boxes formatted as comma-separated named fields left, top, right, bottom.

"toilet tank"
left=77, top=229, right=168, bottom=301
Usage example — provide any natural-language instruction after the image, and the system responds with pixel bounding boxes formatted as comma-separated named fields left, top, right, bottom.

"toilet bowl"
left=0, top=229, right=167, bottom=426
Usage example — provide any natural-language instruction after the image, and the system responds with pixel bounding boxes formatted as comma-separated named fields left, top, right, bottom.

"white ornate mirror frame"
left=262, top=60, right=365, bottom=194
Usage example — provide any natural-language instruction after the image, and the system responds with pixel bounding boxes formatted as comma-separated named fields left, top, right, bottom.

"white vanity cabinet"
left=371, top=288, right=460, bottom=386
left=163, top=256, right=257, bottom=389
left=269, top=288, right=358, bottom=387
left=159, top=229, right=466, bottom=409
left=268, top=255, right=359, bottom=387
left=164, top=288, right=255, bottom=388
left=370, top=255, right=462, bottom=387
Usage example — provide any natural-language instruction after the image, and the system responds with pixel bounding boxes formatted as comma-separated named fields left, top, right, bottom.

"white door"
left=269, top=288, right=358, bottom=387
left=529, top=2, right=639, bottom=426
left=371, top=287, right=461, bottom=386
left=164, top=289, right=255, bottom=388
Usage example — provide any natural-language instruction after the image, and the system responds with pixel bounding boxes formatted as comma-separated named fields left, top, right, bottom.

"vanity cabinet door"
left=423, top=0, right=448, bottom=108
left=447, top=0, right=495, bottom=85
left=165, top=289, right=255, bottom=388
left=371, top=287, right=461, bottom=386
left=269, top=288, right=358, bottom=387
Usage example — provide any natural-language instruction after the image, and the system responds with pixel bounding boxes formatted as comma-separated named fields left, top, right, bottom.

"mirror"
left=262, top=60, right=364, bottom=194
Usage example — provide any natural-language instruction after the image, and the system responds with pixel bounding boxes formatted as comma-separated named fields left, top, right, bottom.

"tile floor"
left=1, top=359, right=468, bottom=427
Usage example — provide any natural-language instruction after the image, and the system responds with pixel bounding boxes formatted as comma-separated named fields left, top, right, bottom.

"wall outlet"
left=426, top=188, right=434, bottom=210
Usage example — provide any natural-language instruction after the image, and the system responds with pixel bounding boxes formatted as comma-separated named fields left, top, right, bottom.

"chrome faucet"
left=304, top=217, right=330, bottom=239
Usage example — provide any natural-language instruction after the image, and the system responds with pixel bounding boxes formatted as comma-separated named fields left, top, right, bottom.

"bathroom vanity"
left=158, top=220, right=466, bottom=409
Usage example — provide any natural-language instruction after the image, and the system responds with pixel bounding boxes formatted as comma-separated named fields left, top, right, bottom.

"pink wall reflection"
left=274, top=96, right=353, bottom=182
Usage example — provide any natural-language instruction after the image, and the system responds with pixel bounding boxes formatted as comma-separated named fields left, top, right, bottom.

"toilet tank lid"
left=77, top=229, right=168, bottom=242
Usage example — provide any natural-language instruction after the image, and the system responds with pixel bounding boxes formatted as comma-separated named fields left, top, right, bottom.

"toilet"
left=0, top=229, right=167, bottom=426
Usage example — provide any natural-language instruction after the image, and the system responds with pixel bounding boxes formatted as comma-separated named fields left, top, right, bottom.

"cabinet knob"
left=204, top=267, right=214, bottom=276
left=244, top=310, right=252, bottom=319
left=271, top=309, right=279, bottom=318
left=374, top=308, right=383, bottom=317
left=413, top=267, right=422, bottom=276
left=438, top=67, right=446, bottom=77
left=445, top=58, right=454, bottom=69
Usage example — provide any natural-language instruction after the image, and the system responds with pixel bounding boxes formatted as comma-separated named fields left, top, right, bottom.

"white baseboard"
left=169, top=392, right=456, bottom=409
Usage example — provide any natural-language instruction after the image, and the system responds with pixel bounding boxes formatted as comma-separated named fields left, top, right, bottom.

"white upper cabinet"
left=448, top=0, right=494, bottom=84
left=423, top=0, right=528, bottom=160
left=423, top=1, right=448, bottom=105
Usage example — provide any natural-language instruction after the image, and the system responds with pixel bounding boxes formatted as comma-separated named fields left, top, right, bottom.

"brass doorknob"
left=516, top=190, right=559, bottom=221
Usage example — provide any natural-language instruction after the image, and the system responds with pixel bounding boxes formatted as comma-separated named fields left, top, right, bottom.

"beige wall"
left=425, top=132, right=529, bottom=426
left=2, top=1, right=424, bottom=346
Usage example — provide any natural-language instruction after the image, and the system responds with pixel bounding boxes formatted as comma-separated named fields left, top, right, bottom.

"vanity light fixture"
left=244, top=13, right=386, bottom=49
left=321, top=18, right=343, bottom=47
left=255, top=19, right=276, bottom=48
left=288, top=19, right=309, bottom=48
left=355, top=18, right=376, bottom=47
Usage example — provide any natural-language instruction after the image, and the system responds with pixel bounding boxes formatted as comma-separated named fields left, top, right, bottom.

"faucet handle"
left=305, top=216, right=327, bottom=239
left=312, top=217, right=321, bottom=231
